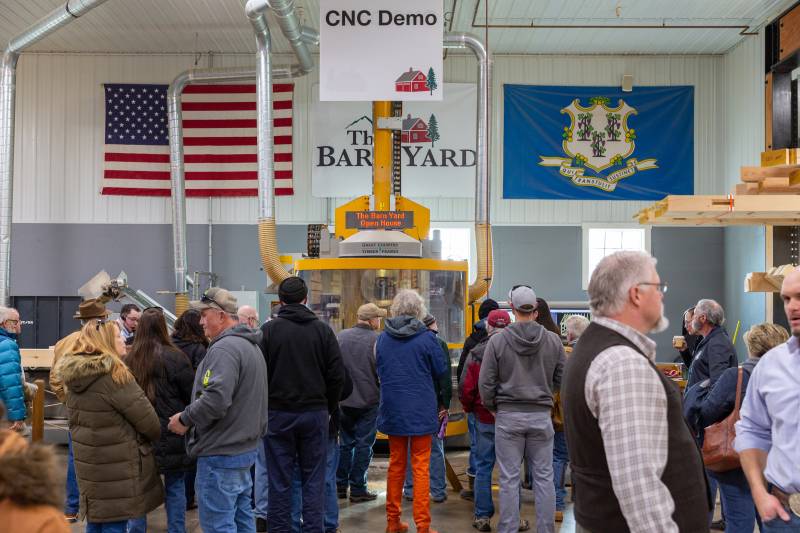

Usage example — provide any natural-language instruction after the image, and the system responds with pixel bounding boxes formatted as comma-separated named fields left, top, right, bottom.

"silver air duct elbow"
left=0, top=0, right=112, bottom=305
left=246, top=0, right=316, bottom=286
left=444, top=33, right=493, bottom=303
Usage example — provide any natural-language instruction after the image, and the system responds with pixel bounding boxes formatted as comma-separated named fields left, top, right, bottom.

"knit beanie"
left=278, top=276, right=308, bottom=304
left=478, top=298, right=499, bottom=320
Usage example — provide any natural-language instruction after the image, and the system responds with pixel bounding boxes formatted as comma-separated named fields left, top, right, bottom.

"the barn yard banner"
left=311, top=82, right=476, bottom=198
left=319, top=0, right=443, bottom=101
left=101, top=83, right=294, bottom=197
left=503, top=85, right=694, bottom=200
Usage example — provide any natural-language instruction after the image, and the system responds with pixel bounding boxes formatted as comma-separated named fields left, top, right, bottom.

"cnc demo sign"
left=312, top=83, right=476, bottom=198
left=319, top=0, right=443, bottom=101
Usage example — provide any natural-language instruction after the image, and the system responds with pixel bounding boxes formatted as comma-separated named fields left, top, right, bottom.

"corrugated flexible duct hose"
left=174, top=293, right=190, bottom=318
left=468, top=222, right=493, bottom=303
left=259, top=218, right=291, bottom=285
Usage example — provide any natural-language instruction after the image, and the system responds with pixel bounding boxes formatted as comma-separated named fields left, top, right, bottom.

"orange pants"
left=386, top=435, right=432, bottom=532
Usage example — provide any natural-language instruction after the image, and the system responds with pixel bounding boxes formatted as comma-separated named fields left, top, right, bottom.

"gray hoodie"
left=182, top=324, right=268, bottom=457
left=478, top=320, right=565, bottom=413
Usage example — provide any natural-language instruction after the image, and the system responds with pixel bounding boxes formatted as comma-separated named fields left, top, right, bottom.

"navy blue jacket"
left=683, top=358, right=757, bottom=445
left=376, top=316, right=448, bottom=436
left=686, top=326, right=737, bottom=389
left=0, top=328, right=25, bottom=421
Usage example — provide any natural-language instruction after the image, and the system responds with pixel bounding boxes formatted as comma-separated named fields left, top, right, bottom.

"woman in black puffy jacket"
left=171, top=309, right=208, bottom=371
left=125, top=307, right=195, bottom=533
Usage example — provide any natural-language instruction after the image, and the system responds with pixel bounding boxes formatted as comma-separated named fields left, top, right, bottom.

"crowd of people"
left=0, top=249, right=799, bottom=533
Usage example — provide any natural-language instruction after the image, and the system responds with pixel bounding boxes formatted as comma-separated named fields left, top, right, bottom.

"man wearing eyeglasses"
left=116, top=303, right=141, bottom=344
left=0, top=307, right=26, bottom=433
left=167, top=287, right=269, bottom=533
left=685, top=298, right=737, bottom=390
left=562, top=251, right=709, bottom=533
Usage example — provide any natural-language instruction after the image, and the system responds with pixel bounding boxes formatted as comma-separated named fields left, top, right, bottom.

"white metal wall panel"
left=12, top=51, right=730, bottom=225
left=722, top=35, right=765, bottom=189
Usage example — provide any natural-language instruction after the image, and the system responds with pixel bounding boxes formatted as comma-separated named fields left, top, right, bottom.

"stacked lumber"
left=745, top=264, right=796, bottom=293
left=635, top=194, right=800, bottom=225
left=735, top=149, right=800, bottom=195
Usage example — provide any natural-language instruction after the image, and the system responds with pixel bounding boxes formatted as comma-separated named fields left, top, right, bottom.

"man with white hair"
left=0, top=306, right=26, bottom=432
left=562, top=251, right=709, bottom=533
left=237, top=305, right=259, bottom=329
left=564, top=315, right=590, bottom=348
left=685, top=298, right=737, bottom=389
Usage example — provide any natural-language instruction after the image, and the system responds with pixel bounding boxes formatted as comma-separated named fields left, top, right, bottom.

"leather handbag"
left=702, top=367, right=743, bottom=472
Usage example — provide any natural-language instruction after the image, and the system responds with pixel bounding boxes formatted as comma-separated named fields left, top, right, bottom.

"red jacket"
left=459, top=337, right=495, bottom=424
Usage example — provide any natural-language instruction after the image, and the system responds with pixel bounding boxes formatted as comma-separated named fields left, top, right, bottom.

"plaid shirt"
left=584, top=317, right=677, bottom=533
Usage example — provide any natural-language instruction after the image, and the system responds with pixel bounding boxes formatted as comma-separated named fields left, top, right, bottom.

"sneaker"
left=555, top=511, right=564, bottom=522
left=518, top=519, right=530, bottom=532
left=64, top=513, right=78, bottom=524
left=472, top=516, right=492, bottom=531
left=349, top=491, right=378, bottom=503
left=460, top=489, right=474, bottom=501
left=431, top=493, right=447, bottom=503
left=710, top=520, right=726, bottom=531
left=403, top=493, right=413, bottom=502
left=386, top=521, right=409, bottom=533
left=337, top=486, right=348, bottom=499
left=256, top=517, right=268, bottom=532
left=186, top=499, right=197, bottom=510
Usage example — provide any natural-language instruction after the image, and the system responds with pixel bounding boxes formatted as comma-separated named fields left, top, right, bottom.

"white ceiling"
left=0, top=0, right=795, bottom=55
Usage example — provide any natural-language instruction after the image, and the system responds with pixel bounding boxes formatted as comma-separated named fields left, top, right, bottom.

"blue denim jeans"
left=196, top=452, right=257, bottom=533
left=266, top=410, right=328, bottom=533
left=336, top=406, right=378, bottom=495
left=474, top=421, right=496, bottom=519
left=85, top=521, right=127, bottom=533
left=552, top=431, right=569, bottom=511
left=704, top=469, right=755, bottom=533
left=403, top=435, right=446, bottom=499
left=254, top=439, right=268, bottom=520
left=65, top=432, right=80, bottom=514
left=467, top=413, right=477, bottom=478
left=127, top=516, right=146, bottom=533
left=289, top=437, right=339, bottom=533
left=127, top=472, right=185, bottom=533
left=763, top=511, right=800, bottom=532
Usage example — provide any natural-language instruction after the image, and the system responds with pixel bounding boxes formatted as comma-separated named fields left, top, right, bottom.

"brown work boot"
left=386, top=522, right=409, bottom=533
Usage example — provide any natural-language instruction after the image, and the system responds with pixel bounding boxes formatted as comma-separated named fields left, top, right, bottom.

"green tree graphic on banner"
left=428, top=114, right=440, bottom=147
left=426, top=67, right=438, bottom=95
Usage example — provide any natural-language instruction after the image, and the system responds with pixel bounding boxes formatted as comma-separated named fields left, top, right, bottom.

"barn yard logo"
left=395, top=67, right=438, bottom=95
left=318, top=112, right=462, bottom=168
left=539, top=96, right=658, bottom=192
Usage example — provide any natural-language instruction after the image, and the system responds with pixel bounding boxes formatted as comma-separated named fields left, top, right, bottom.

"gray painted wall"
left=723, top=226, right=766, bottom=360
left=11, top=223, right=727, bottom=361
left=489, top=226, right=725, bottom=361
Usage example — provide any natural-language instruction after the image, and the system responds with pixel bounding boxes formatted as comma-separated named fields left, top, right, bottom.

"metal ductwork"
left=168, top=64, right=304, bottom=312
left=444, top=33, right=493, bottom=303
left=0, top=0, right=113, bottom=306
left=245, top=0, right=318, bottom=286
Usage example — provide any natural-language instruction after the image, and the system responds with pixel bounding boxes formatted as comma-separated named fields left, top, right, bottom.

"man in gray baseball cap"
left=478, top=285, right=565, bottom=533
left=168, top=287, right=269, bottom=532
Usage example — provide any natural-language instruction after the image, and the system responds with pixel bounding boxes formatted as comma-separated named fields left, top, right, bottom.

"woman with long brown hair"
left=55, top=319, right=162, bottom=533
left=125, top=308, right=194, bottom=533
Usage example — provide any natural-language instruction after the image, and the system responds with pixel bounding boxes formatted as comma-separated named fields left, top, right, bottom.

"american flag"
left=101, top=83, right=294, bottom=197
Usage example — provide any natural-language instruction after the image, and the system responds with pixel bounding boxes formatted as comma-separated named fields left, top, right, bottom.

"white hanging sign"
left=319, top=0, right=443, bottom=101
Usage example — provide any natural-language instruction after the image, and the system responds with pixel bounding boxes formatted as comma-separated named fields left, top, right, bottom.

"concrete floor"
left=60, top=445, right=578, bottom=533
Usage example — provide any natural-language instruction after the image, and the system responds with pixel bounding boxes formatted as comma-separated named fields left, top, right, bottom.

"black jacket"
left=153, top=346, right=195, bottom=472
left=172, top=336, right=207, bottom=372
left=685, top=326, right=738, bottom=390
left=259, top=303, right=346, bottom=413
left=677, top=323, right=702, bottom=368
left=457, top=320, right=487, bottom=382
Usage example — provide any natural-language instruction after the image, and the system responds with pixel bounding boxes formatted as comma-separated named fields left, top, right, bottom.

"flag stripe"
left=103, top=83, right=293, bottom=197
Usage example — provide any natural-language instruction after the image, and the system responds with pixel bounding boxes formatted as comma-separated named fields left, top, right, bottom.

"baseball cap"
left=508, top=285, right=537, bottom=312
left=487, top=309, right=510, bottom=328
left=190, top=287, right=238, bottom=314
left=357, top=303, right=387, bottom=320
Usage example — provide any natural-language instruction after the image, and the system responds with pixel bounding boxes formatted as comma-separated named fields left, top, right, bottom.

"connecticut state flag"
left=503, top=85, right=694, bottom=200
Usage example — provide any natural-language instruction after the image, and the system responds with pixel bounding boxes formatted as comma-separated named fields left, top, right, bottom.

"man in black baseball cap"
left=259, top=277, right=345, bottom=533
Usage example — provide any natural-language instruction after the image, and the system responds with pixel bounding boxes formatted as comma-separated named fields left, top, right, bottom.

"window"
left=582, top=225, right=650, bottom=289
left=432, top=227, right=470, bottom=262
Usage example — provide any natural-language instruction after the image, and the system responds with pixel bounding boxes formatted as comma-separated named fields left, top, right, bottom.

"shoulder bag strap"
left=732, top=367, right=744, bottom=418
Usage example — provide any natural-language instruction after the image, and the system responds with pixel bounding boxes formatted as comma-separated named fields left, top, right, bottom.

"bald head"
left=781, top=269, right=800, bottom=337
left=237, top=305, right=259, bottom=329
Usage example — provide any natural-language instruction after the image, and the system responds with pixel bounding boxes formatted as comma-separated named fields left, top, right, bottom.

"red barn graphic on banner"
left=401, top=114, right=431, bottom=143
left=395, top=68, right=428, bottom=92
